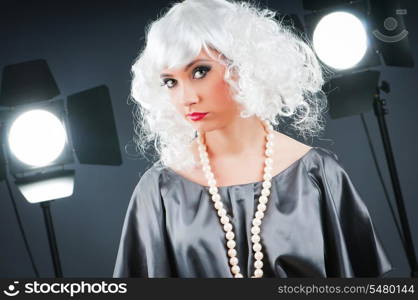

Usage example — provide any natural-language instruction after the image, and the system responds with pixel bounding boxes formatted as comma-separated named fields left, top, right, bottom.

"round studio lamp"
left=8, top=109, right=67, bottom=167
left=312, top=11, right=368, bottom=70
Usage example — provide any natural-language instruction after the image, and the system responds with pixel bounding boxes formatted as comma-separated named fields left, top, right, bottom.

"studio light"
left=7, top=109, right=67, bottom=167
left=0, top=59, right=122, bottom=278
left=312, top=11, right=368, bottom=70
left=3, top=99, right=75, bottom=180
left=303, top=0, right=417, bottom=277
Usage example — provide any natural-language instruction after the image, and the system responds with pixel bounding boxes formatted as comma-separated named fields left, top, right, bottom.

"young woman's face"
left=160, top=48, right=241, bottom=133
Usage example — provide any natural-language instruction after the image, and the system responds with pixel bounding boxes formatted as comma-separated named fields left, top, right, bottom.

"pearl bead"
left=264, top=165, right=272, bottom=173
left=255, top=211, right=264, bottom=219
left=226, top=231, right=235, bottom=240
left=214, top=201, right=223, bottom=210
left=217, top=208, right=227, bottom=217
left=257, top=203, right=267, bottom=212
left=229, top=257, right=238, bottom=266
left=266, top=133, right=274, bottom=141
left=254, top=260, right=263, bottom=269
left=265, top=148, right=273, bottom=157
left=231, top=265, right=240, bottom=274
left=251, top=226, right=260, bottom=235
left=209, top=186, right=218, bottom=195
left=252, top=218, right=261, bottom=226
left=224, top=223, right=233, bottom=232
left=265, top=158, right=273, bottom=166
left=211, top=193, right=220, bottom=201
left=208, top=178, right=217, bottom=186
left=206, top=172, right=214, bottom=180
left=262, top=181, right=271, bottom=189
left=261, top=189, right=270, bottom=197
left=261, top=189, right=270, bottom=198
left=234, top=273, right=243, bottom=278
left=220, top=216, right=230, bottom=224
left=253, top=243, right=262, bottom=252
left=228, top=248, right=237, bottom=257
left=266, top=141, right=274, bottom=148
left=254, top=269, right=263, bottom=277
left=201, top=157, right=209, bottom=164
left=199, top=144, right=206, bottom=151
left=203, top=165, right=211, bottom=173
left=259, top=195, right=268, bottom=204
left=251, top=234, right=260, bottom=243
left=263, top=173, right=272, bottom=181
left=227, top=240, right=236, bottom=249
left=254, top=251, right=263, bottom=260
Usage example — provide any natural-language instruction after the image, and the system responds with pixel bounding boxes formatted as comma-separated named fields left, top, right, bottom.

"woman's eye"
left=161, top=79, right=177, bottom=88
left=193, top=66, right=211, bottom=79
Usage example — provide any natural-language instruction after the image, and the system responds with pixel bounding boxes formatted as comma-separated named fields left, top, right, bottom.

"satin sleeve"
left=312, top=149, right=393, bottom=277
left=113, top=169, right=174, bottom=277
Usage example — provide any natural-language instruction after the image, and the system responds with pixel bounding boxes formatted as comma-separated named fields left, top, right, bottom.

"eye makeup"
left=160, top=64, right=212, bottom=89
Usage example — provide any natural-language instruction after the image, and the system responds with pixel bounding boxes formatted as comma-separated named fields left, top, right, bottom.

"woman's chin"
left=191, top=122, right=216, bottom=134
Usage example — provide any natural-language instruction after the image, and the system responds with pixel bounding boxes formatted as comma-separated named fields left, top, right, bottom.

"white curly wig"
left=130, top=0, right=328, bottom=171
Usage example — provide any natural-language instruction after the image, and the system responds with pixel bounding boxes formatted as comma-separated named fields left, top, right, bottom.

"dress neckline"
left=164, top=147, right=317, bottom=189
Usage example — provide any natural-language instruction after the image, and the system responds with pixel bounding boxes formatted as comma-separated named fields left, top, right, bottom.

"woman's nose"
left=179, top=83, right=200, bottom=105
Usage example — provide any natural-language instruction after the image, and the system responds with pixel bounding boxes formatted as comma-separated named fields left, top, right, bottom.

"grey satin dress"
left=113, top=147, right=393, bottom=278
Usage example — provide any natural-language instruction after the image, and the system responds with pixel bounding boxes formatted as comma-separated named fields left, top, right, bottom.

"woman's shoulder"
left=271, top=132, right=347, bottom=185
left=131, top=161, right=167, bottom=194
left=273, top=131, right=340, bottom=169
left=137, top=159, right=193, bottom=189
left=274, top=131, right=312, bottom=166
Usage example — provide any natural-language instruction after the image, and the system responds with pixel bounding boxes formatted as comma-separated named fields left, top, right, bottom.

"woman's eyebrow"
left=160, top=59, right=211, bottom=77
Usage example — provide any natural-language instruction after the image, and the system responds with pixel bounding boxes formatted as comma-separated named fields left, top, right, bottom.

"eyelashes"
left=160, top=78, right=177, bottom=89
left=160, top=65, right=212, bottom=89
left=193, top=65, right=211, bottom=79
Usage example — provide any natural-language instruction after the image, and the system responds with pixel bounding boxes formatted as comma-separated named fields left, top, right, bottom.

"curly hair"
left=129, top=0, right=328, bottom=171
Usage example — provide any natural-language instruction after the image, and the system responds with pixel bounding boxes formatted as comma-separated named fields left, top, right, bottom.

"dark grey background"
left=0, top=0, right=417, bottom=277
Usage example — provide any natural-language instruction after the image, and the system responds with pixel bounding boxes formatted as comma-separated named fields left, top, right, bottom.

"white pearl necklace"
left=197, top=120, right=274, bottom=278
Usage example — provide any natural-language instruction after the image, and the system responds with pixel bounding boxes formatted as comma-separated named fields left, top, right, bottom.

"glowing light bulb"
left=313, top=11, right=368, bottom=70
left=8, top=109, right=67, bottom=167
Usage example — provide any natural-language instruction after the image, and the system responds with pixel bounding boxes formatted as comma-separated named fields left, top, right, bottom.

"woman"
left=113, top=0, right=392, bottom=278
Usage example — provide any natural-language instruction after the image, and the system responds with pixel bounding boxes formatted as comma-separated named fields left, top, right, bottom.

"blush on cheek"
left=211, top=80, right=232, bottom=103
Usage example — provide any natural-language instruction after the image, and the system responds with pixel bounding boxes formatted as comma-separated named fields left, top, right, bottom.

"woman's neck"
left=202, top=116, right=267, bottom=160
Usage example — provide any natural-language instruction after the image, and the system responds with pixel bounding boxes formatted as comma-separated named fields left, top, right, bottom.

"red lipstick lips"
left=187, top=112, right=208, bottom=121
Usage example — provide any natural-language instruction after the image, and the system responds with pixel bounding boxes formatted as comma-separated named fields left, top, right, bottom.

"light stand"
left=0, top=133, right=64, bottom=277
left=373, top=81, right=418, bottom=277
left=40, top=201, right=63, bottom=277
